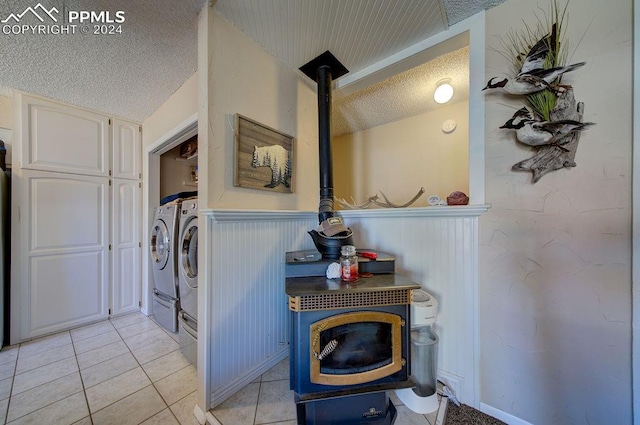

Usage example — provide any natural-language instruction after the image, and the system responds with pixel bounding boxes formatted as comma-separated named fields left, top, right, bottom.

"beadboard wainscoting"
left=202, top=210, right=317, bottom=408
left=339, top=205, right=489, bottom=408
left=201, top=206, right=488, bottom=410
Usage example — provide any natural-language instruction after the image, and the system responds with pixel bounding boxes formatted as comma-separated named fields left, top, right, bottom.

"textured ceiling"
left=333, top=46, right=469, bottom=136
left=443, top=0, right=507, bottom=24
left=0, top=0, right=503, bottom=124
left=0, top=0, right=204, bottom=122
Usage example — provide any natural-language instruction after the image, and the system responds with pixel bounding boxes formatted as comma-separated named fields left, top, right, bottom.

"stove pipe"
left=317, top=64, right=334, bottom=224
left=300, top=51, right=354, bottom=259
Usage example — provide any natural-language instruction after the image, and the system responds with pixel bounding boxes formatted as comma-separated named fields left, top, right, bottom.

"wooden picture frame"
left=234, top=114, right=294, bottom=193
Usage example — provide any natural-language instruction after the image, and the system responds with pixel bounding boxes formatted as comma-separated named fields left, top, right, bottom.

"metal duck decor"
left=484, top=1, right=595, bottom=183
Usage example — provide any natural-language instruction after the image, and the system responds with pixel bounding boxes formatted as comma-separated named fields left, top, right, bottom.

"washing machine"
left=150, top=203, right=180, bottom=332
left=177, top=198, right=198, bottom=365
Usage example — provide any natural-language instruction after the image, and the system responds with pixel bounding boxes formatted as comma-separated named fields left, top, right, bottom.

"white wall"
left=140, top=71, right=199, bottom=317
left=480, top=1, right=632, bottom=423
left=142, top=72, right=198, bottom=150
left=0, top=95, right=12, bottom=129
left=333, top=101, right=469, bottom=207
left=207, top=14, right=318, bottom=211
left=196, top=9, right=321, bottom=415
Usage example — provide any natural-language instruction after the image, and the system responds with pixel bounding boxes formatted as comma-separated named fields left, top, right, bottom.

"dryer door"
left=180, top=217, right=198, bottom=288
left=151, top=219, right=171, bottom=270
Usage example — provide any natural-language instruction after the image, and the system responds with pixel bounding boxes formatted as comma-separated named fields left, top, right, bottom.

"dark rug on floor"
left=444, top=400, right=507, bottom=425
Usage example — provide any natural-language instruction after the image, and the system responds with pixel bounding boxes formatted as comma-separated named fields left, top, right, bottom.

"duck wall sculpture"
left=485, top=4, right=595, bottom=183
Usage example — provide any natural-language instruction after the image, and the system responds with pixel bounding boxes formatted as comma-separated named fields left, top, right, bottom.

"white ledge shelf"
left=202, top=209, right=316, bottom=222
left=338, top=204, right=491, bottom=218
left=202, top=205, right=490, bottom=222
left=175, top=154, right=198, bottom=163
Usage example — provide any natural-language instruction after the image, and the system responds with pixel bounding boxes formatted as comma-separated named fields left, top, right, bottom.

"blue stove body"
left=285, top=249, right=420, bottom=424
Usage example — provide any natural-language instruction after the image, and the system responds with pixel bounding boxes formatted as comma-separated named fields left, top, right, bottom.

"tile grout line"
left=3, top=345, right=18, bottom=425
left=430, top=400, right=440, bottom=425
left=109, top=315, right=176, bottom=425
left=5, top=376, right=86, bottom=424
left=140, top=316, right=200, bottom=424
left=252, top=380, right=263, bottom=425
left=6, top=331, right=88, bottom=424
left=71, top=328, right=96, bottom=425
left=80, top=318, right=160, bottom=423
left=12, top=345, right=76, bottom=376
left=4, top=314, right=195, bottom=425
left=111, top=314, right=193, bottom=425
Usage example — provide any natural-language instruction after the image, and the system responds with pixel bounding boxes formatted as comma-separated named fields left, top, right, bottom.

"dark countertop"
left=285, top=273, right=421, bottom=296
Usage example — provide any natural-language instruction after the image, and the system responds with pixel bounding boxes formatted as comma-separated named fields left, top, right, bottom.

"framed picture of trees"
left=234, top=114, right=294, bottom=193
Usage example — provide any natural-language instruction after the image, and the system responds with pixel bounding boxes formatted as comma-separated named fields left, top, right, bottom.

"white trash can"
left=395, top=289, right=439, bottom=414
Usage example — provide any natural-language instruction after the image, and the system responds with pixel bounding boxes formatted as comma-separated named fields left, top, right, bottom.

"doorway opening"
left=141, top=114, right=197, bottom=314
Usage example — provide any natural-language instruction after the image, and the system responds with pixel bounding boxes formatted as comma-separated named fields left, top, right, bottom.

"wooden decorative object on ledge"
left=335, top=187, right=425, bottom=209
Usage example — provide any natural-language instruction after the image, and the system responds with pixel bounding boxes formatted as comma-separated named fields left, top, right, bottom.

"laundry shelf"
left=183, top=181, right=198, bottom=187
left=176, top=154, right=198, bottom=163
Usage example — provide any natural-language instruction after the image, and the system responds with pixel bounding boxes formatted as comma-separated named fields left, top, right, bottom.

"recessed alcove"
left=332, top=33, right=471, bottom=208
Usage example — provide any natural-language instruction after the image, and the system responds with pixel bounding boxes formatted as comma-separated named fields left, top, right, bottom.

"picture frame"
left=234, top=114, right=294, bottom=193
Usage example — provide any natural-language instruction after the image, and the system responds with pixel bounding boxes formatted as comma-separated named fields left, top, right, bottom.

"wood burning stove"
left=289, top=51, right=421, bottom=424
left=286, top=257, right=420, bottom=424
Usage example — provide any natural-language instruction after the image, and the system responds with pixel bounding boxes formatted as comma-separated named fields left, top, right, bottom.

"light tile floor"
left=0, top=312, right=448, bottom=425
left=0, top=312, right=199, bottom=425
left=209, top=357, right=448, bottom=425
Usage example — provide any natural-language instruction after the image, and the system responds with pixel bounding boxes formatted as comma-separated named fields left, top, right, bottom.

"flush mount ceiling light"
left=434, top=79, right=454, bottom=104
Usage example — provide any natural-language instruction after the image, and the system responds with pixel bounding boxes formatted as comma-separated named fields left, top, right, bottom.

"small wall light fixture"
left=434, top=79, right=454, bottom=104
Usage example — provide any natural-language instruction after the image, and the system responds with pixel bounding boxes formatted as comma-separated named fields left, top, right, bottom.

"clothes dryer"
left=150, top=203, right=180, bottom=332
left=177, top=198, right=198, bottom=365
left=177, top=199, right=198, bottom=320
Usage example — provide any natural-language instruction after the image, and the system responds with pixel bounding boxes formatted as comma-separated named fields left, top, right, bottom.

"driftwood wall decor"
left=484, top=1, right=594, bottom=183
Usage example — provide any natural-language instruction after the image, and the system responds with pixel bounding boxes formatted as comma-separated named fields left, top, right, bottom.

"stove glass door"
left=310, top=311, right=404, bottom=386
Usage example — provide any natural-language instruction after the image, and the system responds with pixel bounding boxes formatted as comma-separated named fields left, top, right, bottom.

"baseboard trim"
left=480, top=403, right=533, bottom=425
left=205, top=411, right=222, bottom=425
left=437, top=370, right=463, bottom=406
left=193, top=404, right=207, bottom=425
left=210, top=347, right=289, bottom=408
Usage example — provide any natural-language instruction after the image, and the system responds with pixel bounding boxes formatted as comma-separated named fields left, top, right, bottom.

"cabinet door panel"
left=30, top=251, right=106, bottom=332
left=22, top=96, right=109, bottom=177
left=29, top=175, right=105, bottom=252
left=112, top=179, right=141, bottom=316
left=113, top=120, right=141, bottom=180
left=22, top=170, right=109, bottom=338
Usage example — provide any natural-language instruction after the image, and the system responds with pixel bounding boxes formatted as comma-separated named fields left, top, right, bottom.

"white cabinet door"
left=21, top=95, right=109, bottom=177
left=112, top=119, right=141, bottom=180
left=21, top=170, right=109, bottom=339
left=112, top=179, right=141, bottom=316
